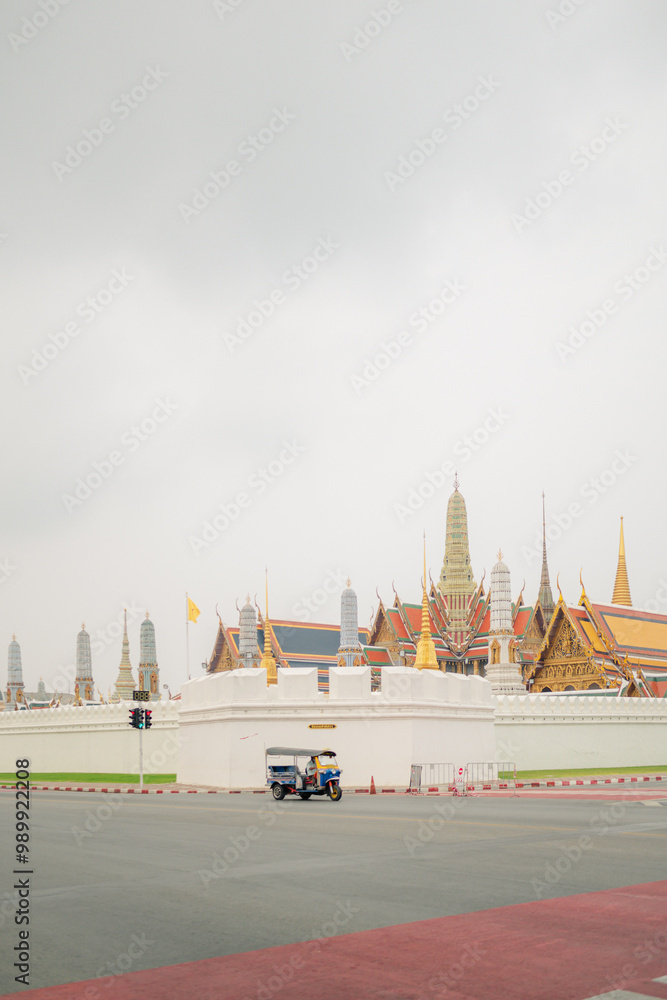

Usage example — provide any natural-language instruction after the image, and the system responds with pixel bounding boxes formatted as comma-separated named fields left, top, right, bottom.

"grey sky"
left=2, top=0, right=666, bottom=697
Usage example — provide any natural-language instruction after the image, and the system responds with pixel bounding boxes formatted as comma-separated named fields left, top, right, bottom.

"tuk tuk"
left=265, top=747, right=342, bottom=801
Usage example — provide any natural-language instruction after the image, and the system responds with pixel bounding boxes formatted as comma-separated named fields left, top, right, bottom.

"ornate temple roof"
left=206, top=615, right=372, bottom=691
left=527, top=594, right=665, bottom=697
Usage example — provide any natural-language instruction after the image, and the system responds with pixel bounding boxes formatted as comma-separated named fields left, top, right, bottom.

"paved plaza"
left=1, top=790, right=666, bottom=997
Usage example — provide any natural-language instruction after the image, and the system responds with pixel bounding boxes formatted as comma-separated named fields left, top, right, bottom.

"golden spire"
left=414, top=533, right=439, bottom=670
left=261, top=568, right=278, bottom=685
left=612, top=517, right=632, bottom=606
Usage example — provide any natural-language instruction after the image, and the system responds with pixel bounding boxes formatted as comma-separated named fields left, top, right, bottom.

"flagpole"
left=186, top=591, right=190, bottom=682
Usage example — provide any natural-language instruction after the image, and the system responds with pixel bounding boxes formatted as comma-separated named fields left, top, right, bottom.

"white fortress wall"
left=494, top=694, right=667, bottom=770
left=177, top=666, right=497, bottom=788
left=0, top=701, right=180, bottom=776
left=2, top=683, right=665, bottom=785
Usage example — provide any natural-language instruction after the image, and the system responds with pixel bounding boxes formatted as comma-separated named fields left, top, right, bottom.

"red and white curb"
left=0, top=774, right=665, bottom=794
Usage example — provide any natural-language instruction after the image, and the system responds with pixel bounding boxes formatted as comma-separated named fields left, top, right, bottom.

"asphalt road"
left=0, top=790, right=666, bottom=994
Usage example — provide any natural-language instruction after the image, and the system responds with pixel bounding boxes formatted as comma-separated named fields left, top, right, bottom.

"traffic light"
left=129, top=708, right=145, bottom=729
left=144, top=709, right=152, bottom=730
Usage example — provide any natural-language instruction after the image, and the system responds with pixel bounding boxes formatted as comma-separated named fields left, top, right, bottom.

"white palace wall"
left=1, top=676, right=666, bottom=785
left=494, top=694, right=667, bottom=771
left=0, top=701, right=180, bottom=776
left=177, top=666, right=497, bottom=788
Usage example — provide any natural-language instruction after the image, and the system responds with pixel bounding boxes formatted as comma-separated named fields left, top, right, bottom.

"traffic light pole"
left=139, top=726, right=144, bottom=789
left=131, top=692, right=150, bottom=788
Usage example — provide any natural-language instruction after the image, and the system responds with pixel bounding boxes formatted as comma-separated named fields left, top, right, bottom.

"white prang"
left=486, top=556, right=525, bottom=695
left=238, top=599, right=259, bottom=667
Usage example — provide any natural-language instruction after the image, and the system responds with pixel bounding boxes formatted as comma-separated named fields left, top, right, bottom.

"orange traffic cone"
left=370, top=776, right=376, bottom=795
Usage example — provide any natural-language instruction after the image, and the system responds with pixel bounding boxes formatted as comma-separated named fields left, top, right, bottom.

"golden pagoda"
left=414, top=536, right=439, bottom=670
left=260, top=571, right=278, bottom=685
left=611, top=517, right=632, bottom=606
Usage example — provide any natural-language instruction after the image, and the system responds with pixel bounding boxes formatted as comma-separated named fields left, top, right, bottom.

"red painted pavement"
left=11, top=881, right=667, bottom=1000
left=477, top=789, right=667, bottom=800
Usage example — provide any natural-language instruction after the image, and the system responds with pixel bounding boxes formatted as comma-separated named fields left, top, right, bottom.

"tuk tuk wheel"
left=298, top=792, right=312, bottom=800
left=327, top=783, right=342, bottom=801
left=272, top=783, right=285, bottom=800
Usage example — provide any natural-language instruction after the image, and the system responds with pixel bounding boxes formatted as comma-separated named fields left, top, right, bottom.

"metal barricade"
left=465, top=762, right=517, bottom=790
left=408, top=765, right=422, bottom=794
left=410, top=762, right=517, bottom=794
left=411, top=763, right=456, bottom=791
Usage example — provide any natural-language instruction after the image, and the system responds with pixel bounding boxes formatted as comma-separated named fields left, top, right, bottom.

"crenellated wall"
left=177, top=666, right=497, bottom=788
left=494, top=693, right=667, bottom=770
left=0, top=701, right=180, bottom=776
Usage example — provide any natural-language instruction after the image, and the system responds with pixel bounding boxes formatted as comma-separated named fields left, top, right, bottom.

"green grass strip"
left=0, top=772, right=176, bottom=784
left=515, top=765, right=667, bottom=779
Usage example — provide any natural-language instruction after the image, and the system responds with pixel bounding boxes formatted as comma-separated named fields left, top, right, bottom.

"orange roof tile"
left=513, top=608, right=531, bottom=635
left=387, top=607, right=411, bottom=640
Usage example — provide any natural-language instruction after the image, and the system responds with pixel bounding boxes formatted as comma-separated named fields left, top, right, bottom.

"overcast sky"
left=2, top=0, right=667, bottom=698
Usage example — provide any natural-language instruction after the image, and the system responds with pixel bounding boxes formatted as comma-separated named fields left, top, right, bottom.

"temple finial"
left=453, top=471, right=459, bottom=491
left=517, top=579, right=525, bottom=607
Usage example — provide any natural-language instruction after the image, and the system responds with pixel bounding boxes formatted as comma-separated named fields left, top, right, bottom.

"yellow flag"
left=187, top=597, right=201, bottom=623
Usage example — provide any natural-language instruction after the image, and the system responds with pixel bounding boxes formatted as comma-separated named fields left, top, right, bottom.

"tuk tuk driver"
left=305, top=755, right=318, bottom=786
